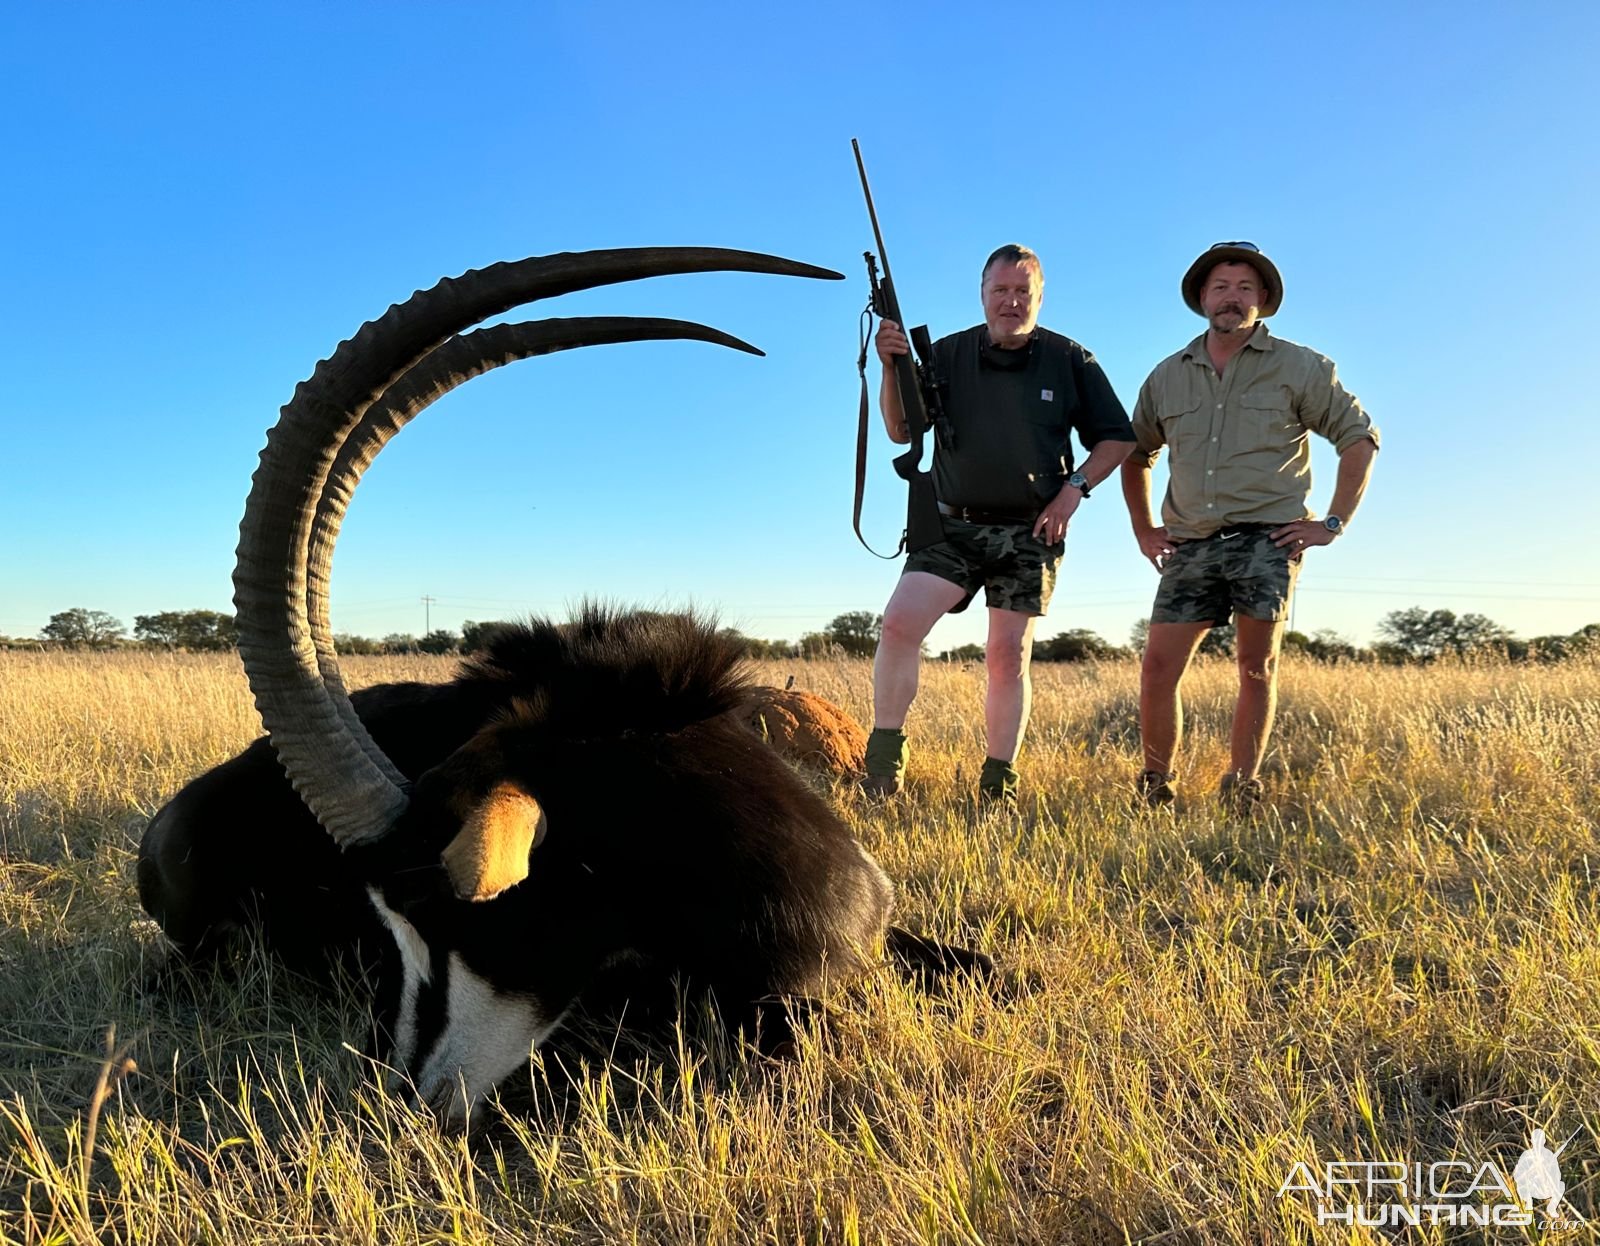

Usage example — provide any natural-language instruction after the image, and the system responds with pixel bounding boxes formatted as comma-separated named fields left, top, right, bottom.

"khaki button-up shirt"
left=1130, top=325, right=1379, bottom=539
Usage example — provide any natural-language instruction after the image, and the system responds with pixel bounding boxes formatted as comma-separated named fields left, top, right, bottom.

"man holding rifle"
left=865, top=245, right=1136, bottom=805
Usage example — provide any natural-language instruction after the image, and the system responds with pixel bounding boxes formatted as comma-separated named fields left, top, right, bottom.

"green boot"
left=978, top=757, right=1020, bottom=809
left=862, top=727, right=908, bottom=798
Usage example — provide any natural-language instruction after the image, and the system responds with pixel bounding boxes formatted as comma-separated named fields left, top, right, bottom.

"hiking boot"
left=860, top=773, right=903, bottom=799
left=1218, top=772, right=1266, bottom=815
left=1134, top=769, right=1177, bottom=809
left=862, top=727, right=908, bottom=799
left=978, top=757, right=1020, bottom=810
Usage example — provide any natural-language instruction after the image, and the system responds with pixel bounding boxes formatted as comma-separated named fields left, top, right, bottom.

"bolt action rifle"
left=851, top=139, right=951, bottom=557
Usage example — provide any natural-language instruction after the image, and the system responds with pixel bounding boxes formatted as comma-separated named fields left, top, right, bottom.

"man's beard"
left=1209, top=304, right=1255, bottom=334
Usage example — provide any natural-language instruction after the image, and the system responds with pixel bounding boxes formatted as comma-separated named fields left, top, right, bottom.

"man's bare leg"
left=984, top=607, right=1038, bottom=762
left=872, top=572, right=967, bottom=728
left=1139, top=622, right=1211, bottom=774
left=1228, top=615, right=1286, bottom=781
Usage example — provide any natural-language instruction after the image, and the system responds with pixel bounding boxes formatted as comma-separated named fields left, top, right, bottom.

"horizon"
left=14, top=600, right=1591, bottom=656
left=4, top=3, right=1596, bottom=652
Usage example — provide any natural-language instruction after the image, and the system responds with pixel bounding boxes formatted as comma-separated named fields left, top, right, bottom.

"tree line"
left=788, top=610, right=1600, bottom=665
left=7, top=605, right=1597, bottom=665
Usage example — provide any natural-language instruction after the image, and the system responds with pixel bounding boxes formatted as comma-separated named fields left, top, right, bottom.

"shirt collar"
left=980, top=326, right=1037, bottom=369
left=1181, top=322, right=1274, bottom=363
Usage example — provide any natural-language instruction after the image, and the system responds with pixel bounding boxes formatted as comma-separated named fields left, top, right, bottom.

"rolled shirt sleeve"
left=1297, top=355, right=1381, bottom=453
left=1128, top=375, right=1165, bottom=468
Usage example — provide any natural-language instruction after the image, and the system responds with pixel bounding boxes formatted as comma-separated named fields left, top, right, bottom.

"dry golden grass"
left=1, top=648, right=1598, bottom=1243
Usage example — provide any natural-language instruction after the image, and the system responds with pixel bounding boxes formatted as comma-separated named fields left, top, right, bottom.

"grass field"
left=1, top=648, right=1597, bottom=1243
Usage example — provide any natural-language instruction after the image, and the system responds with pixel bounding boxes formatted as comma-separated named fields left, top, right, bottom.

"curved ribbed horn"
left=305, top=318, right=763, bottom=788
left=234, top=248, right=841, bottom=848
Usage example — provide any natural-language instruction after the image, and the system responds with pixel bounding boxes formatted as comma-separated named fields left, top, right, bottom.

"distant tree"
left=1129, top=618, right=1149, bottom=651
left=460, top=619, right=515, bottom=654
left=134, top=609, right=238, bottom=650
left=1306, top=628, right=1361, bottom=662
left=797, top=631, right=837, bottom=659
left=1528, top=623, right=1600, bottom=662
left=41, top=608, right=125, bottom=648
left=1527, top=634, right=1569, bottom=662
left=334, top=633, right=383, bottom=655
left=1377, top=608, right=1445, bottom=660
left=418, top=629, right=459, bottom=655
left=1377, top=607, right=1512, bottom=661
left=1452, top=613, right=1513, bottom=655
left=381, top=633, right=420, bottom=654
left=736, top=634, right=799, bottom=659
left=1033, top=628, right=1122, bottom=662
left=715, top=626, right=781, bottom=659
left=1282, top=628, right=1362, bottom=662
left=939, top=642, right=986, bottom=662
left=822, top=611, right=881, bottom=658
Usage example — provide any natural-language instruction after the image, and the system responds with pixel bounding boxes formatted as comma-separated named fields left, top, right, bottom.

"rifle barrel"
left=851, top=139, right=898, bottom=293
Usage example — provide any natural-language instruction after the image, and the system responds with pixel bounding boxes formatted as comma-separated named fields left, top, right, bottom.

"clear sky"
left=3, top=1, right=1596, bottom=652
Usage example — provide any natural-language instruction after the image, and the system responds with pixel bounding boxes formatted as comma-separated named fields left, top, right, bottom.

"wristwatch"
left=1323, top=514, right=1344, bottom=535
left=1066, top=471, right=1091, bottom=499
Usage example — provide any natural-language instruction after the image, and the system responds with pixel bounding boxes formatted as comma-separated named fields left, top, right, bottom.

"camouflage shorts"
left=904, top=519, right=1063, bottom=616
left=1151, top=529, right=1302, bottom=625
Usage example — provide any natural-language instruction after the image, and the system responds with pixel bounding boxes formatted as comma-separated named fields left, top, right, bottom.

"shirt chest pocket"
left=1025, top=373, right=1075, bottom=428
left=1237, top=392, right=1299, bottom=445
left=1158, top=399, right=1207, bottom=455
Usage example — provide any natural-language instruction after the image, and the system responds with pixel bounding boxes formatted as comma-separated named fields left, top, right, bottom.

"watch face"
left=1324, top=516, right=1343, bottom=532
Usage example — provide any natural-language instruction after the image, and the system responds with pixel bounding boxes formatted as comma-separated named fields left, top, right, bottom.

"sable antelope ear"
left=440, top=782, right=546, bottom=902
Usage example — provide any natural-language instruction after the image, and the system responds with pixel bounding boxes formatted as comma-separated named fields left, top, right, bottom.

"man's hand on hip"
left=1270, top=519, right=1336, bottom=552
left=1033, top=490, right=1081, bottom=544
left=1136, top=526, right=1176, bottom=571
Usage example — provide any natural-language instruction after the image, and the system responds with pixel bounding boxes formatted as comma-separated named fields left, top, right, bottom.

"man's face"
left=1199, top=262, right=1266, bottom=334
left=981, top=260, right=1043, bottom=345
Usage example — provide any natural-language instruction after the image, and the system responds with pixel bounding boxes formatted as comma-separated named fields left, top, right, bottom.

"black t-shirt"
left=928, top=325, right=1134, bottom=512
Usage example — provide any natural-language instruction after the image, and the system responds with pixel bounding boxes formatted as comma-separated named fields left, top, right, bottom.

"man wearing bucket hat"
left=1120, top=242, right=1379, bottom=811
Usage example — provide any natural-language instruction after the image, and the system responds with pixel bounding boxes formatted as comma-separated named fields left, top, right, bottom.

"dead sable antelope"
left=138, top=247, right=989, bottom=1127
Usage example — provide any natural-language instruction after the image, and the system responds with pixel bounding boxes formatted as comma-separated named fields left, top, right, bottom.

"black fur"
left=139, top=608, right=917, bottom=1036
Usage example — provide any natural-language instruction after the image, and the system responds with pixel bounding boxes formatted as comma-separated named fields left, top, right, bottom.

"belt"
left=1191, top=522, right=1276, bottom=541
left=937, top=502, right=1036, bottom=525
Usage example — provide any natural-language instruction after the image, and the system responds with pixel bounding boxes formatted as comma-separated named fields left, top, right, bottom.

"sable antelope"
left=138, top=248, right=987, bottom=1127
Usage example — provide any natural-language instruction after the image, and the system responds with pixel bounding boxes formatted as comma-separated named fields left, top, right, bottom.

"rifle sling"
left=853, top=304, right=905, bottom=560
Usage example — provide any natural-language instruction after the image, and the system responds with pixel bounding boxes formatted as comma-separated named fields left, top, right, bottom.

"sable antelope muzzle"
left=140, top=248, right=988, bottom=1128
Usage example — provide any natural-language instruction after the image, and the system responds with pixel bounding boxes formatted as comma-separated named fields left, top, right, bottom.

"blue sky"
left=3, top=1, right=1596, bottom=651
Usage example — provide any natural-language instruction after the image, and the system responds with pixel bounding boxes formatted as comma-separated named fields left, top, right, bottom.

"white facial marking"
left=368, top=886, right=431, bottom=1071
left=414, top=952, right=567, bottom=1130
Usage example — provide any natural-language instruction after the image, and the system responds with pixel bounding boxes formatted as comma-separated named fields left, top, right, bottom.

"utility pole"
left=422, top=595, right=436, bottom=634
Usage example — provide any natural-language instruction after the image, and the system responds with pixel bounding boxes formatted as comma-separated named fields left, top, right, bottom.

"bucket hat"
left=1181, top=241, right=1283, bottom=317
